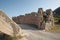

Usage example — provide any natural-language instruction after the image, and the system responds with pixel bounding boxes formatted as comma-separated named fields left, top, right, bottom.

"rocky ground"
left=19, top=24, right=60, bottom=40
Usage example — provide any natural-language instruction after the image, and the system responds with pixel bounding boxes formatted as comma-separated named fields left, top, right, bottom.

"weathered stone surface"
left=0, top=11, right=21, bottom=34
left=0, top=17, right=13, bottom=36
left=0, top=10, right=23, bottom=37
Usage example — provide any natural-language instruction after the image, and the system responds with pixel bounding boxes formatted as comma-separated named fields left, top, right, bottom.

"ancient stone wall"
left=12, top=12, right=38, bottom=25
left=45, top=9, right=54, bottom=31
left=12, top=8, right=54, bottom=30
left=37, top=8, right=44, bottom=29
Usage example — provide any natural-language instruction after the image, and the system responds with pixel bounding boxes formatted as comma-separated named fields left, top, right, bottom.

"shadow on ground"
left=18, top=24, right=39, bottom=30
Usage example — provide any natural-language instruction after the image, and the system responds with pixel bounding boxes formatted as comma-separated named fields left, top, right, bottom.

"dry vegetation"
left=51, top=24, right=60, bottom=32
left=46, top=24, right=60, bottom=32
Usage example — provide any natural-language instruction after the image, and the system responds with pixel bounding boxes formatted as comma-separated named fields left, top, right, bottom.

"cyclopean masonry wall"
left=37, top=8, right=45, bottom=29
left=12, top=8, right=54, bottom=30
left=12, top=12, right=38, bottom=25
left=45, top=9, right=54, bottom=31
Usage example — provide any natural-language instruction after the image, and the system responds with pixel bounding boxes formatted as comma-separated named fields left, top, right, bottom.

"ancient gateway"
left=12, top=8, right=54, bottom=30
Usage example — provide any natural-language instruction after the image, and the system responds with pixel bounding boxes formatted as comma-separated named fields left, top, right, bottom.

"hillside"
left=54, top=7, right=60, bottom=17
left=54, top=7, right=60, bottom=23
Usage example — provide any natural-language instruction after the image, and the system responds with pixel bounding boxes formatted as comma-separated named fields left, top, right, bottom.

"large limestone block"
left=0, top=10, right=23, bottom=37
left=0, top=10, right=28, bottom=40
left=0, top=17, right=13, bottom=36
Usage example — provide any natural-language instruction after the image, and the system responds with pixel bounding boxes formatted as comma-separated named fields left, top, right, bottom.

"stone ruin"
left=0, top=10, right=26, bottom=40
left=0, top=8, right=54, bottom=40
left=12, top=8, right=54, bottom=30
left=45, top=9, right=54, bottom=31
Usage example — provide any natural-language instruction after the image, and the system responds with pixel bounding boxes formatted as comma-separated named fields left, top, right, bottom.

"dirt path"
left=19, top=24, right=60, bottom=40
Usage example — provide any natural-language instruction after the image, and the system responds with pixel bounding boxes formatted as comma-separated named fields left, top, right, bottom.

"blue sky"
left=0, top=0, right=60, bottom=17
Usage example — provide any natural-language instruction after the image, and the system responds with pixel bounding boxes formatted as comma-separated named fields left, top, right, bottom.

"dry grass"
left=49, top=24, right=60, bottom=32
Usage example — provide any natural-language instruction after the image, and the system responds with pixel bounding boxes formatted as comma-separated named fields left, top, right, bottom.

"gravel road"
left=19, top=24, right=60, bottom=40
